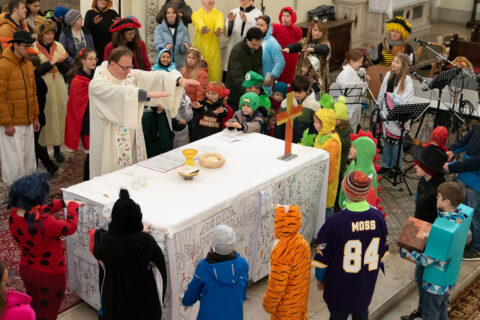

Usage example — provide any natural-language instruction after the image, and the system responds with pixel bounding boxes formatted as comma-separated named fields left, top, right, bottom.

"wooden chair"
left=415, top=42, right=447, bottom=78
left=449, top=34, right=480, bottom=72
left=443, top=33, right=466, bottom=47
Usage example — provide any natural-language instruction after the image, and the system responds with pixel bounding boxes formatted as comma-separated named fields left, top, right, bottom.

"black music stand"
left=415, top=68, right=461, bottom=138
left=384, top=102, right=430, bottom=195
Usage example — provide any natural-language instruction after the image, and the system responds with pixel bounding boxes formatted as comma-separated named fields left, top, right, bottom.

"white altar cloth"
left=63, top=132, right=329, bottom=320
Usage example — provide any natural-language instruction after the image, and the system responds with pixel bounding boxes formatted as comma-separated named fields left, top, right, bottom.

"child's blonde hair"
left=181, top=47, right=202, bottom=80
left=388, top=53, right=410, bottom=94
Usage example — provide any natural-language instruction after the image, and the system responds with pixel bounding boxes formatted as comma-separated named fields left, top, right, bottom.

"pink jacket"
left=1, top=291, right=35, bottom=320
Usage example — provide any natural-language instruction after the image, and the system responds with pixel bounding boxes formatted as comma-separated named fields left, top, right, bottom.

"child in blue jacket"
left=182, top=224, right=249, bottom=320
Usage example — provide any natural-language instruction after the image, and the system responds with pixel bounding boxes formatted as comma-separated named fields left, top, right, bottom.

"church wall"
left=435, top=0, right=480, bottom=23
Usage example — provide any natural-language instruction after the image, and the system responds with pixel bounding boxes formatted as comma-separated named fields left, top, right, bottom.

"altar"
left=63, top=132, right=329, bottom=320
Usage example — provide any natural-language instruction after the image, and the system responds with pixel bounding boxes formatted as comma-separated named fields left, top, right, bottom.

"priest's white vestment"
left=89, top=61, right=183, bottom=179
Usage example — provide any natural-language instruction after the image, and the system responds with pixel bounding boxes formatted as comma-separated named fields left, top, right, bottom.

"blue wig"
left=8, top=173, right=51, bottom=235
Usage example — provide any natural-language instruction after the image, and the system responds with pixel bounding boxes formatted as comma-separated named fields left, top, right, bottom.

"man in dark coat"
left=225, top=27, right=263, bottom=110
left=89, top=189, right=167, bottom=320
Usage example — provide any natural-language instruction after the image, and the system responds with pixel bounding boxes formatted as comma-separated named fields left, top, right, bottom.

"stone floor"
left=58, top=20, right=480, bottom=320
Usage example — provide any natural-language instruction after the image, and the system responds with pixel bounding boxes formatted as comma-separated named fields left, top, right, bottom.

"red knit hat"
left=430, top=126, right=448, bottom=150
left=109, top=16, right=142, bottom=33
left=342, top=171, right=371, bottom=202
left=206, top=82, right=230, bottom=98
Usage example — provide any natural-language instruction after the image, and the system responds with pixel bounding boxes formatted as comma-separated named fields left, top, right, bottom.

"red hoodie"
left=272, top=7, right=302, bottom=85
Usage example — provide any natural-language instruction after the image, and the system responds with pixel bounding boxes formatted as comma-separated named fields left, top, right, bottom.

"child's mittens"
left=300, top=128, right=316, bottom=147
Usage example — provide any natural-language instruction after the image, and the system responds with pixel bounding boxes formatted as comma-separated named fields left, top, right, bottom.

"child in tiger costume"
left=262, top=205, right=311, bottom=320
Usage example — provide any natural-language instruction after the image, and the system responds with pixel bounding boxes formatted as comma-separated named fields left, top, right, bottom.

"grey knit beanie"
left=65, top=9, right=82, bottom=27
left=211, top=225, right=236, bottom=255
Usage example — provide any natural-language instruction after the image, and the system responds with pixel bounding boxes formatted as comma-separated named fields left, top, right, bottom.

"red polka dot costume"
left=9, top=200, right=79, bottom=320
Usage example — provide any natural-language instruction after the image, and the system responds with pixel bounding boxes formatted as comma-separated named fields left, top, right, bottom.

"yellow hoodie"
left=314, top=109, right=341, bottom=208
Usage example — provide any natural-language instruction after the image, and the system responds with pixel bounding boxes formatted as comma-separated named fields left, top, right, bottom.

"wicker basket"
left=198, top=153, right=225, bottom=169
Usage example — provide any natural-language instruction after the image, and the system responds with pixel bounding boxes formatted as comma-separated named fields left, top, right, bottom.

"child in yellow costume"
left=192, top=0, right=224, bottom=82
left=314, top=108, right=341, bottom=219
left=262, top=205, right=311, bottom=320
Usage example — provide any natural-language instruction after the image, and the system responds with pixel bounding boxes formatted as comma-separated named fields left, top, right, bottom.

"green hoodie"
left=339, top=136, right=378, bottom=208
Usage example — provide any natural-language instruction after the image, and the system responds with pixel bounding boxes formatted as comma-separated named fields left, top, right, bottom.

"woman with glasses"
left=65, top=48, right=97, bottom=181
left=103, top=16, right=151, bottom=71
left=33, top=16, right=69, bottom=164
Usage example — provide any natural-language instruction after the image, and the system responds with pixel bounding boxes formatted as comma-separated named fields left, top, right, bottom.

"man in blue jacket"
left=444, top=126, right=480, bottom=260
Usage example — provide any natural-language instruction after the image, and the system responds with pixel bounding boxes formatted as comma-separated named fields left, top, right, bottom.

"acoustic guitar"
left=366, top=58, right=441, bottom=99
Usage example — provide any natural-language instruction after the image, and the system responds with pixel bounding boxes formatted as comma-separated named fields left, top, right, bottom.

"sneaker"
left=54, top=150, right=65, bottom=163
left=378, top=167, right=390, bottom=174
left=400, top=309, right=422, bottom=320
left=463, top=248, right=480, bottom=261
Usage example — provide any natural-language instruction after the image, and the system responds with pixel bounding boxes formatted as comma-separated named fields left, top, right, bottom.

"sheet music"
left=137, top=146, right=190, bottom=172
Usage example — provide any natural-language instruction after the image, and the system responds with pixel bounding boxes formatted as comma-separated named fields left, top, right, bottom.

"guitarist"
left=367, top=16, right=415, bottom=67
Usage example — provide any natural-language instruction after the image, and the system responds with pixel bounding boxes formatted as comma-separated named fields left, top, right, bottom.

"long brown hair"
left=161, top=4, right=180, bottom=24
left=307, top=18, right=328, bottom=44
left=68, top=48, right=97, bottom=76
left=181, top=47, right=202, bottom=80
left=0, top=262, right=6, bottom=317
left=388, top=53, right=409, bottom=94
left=112, top=29, right=140, bottom=50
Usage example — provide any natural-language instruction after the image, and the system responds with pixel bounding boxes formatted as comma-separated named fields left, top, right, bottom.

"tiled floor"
left=58, top=20, right=478, bottom=320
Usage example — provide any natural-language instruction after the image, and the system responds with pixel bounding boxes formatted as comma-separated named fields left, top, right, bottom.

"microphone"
left=414, top=38, right=431, bottom=46
left=358, top=67, right=366, bottom=81
left=411, top=72, right=431, bottom=91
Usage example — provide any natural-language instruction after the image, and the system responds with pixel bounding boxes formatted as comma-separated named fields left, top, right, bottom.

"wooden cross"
left=276, top=92, right=303, bottom=161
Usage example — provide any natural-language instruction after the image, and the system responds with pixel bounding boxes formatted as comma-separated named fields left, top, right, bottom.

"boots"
left=54, top=146, right=65, bottom=163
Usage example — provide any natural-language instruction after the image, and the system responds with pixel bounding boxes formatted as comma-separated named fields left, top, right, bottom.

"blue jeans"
left=414, top=265, right=424, bottom=314
left=422, top=291, right=449, bottom=320
left=465, top=185, right=480, bottom=253
left=325, top=207, right=334, bottom=220
left=328, top=305, right=368, bottom=320
left=382, top=140, right=403, bottom=168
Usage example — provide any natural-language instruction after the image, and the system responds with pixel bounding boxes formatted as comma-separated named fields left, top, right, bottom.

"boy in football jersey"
left=312, top=171, right=389, bottom=320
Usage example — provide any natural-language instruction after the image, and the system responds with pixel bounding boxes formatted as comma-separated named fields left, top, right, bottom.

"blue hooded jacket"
left=448, top=126, right=480, bottom=192
left=182, top=254, right=249, bottom=320
left=153, top=18, right=190, bottom=69
left=152, top=48, right=177, bottom=72
left=261, top=18, right=285, bottom=95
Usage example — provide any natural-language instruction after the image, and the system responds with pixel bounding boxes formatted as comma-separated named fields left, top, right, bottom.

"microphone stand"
left=413, top=73, right=466, bottom=125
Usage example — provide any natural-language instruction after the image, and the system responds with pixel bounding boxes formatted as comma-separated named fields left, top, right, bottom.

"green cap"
left=334, top=96, right=349, bottom=121
left=239, top=92, right=259, bottom=112
left=242, top=71, right=264, bottom=88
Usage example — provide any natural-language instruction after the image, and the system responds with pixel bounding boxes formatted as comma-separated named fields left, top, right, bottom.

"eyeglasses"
left=124, top=30, right=138, bottom=37
left=114, top=61, right=133, bottom=71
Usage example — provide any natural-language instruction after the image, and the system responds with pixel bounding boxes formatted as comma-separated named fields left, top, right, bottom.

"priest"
left=89, top=46, right=199, bottom=179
